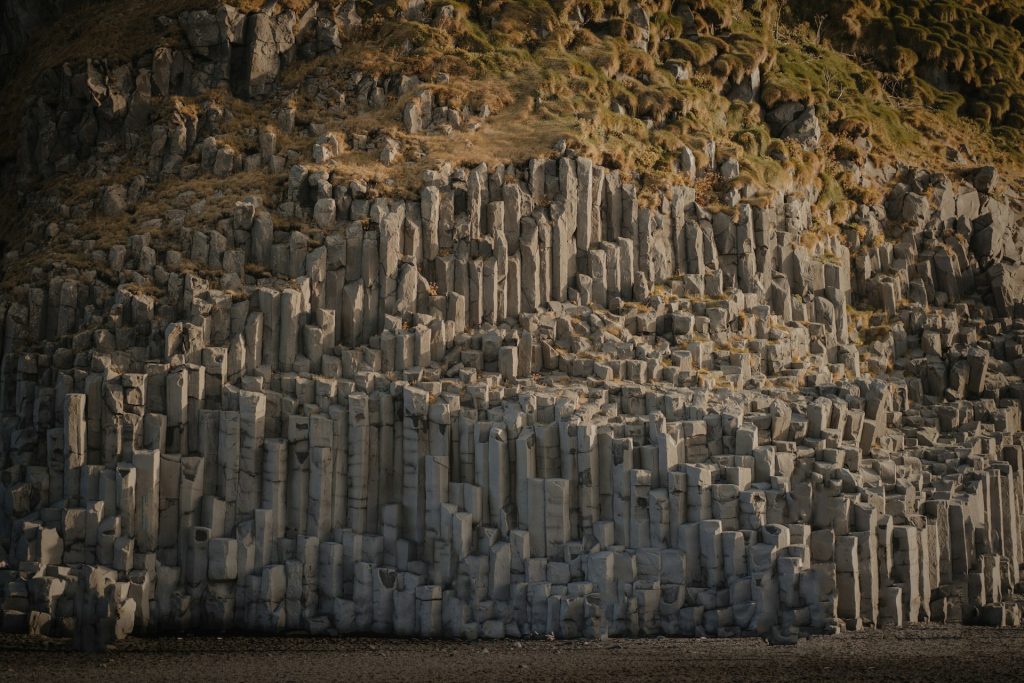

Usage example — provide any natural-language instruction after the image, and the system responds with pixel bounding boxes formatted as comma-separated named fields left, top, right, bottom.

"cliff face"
left=1, top=1, right=1024, bottom=649
left=0, top=0, right=70, bottom=82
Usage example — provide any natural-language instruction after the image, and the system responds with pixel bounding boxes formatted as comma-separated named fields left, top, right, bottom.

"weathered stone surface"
left=1, top=1, right=1024, bottom=653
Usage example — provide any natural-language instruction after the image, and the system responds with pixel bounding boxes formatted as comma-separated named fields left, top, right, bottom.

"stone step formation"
left=2, top=1, right=1024, bottom=651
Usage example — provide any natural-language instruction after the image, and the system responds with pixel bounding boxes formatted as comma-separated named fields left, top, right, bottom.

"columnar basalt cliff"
left=1, top=0, right=1024, bottom=650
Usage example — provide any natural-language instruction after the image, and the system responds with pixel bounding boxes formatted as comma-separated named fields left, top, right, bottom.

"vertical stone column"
left=218, top=410, right=241, bottom=531
left=424, top=454, right=449, bottom=564
left=551, top=200, right=574, bottom=303
left=286, top=416, right=310, bottom=539
left=64, top=393, right=87, bottom=504
left=576, top=424, right=598, bottom=540
left=853, top=503, right=880, bottom=625
left=544, top=478, right=570, bottom=558
left=629, top=469, right=651, bottom=549
left=278, top=289, right=301, bottom=371
left=520, top=216, right=540, bottom=313
left=238, top=391, right=266, bottom=520
left=348, top=393, right=370, bottom=534
left=330, top=402, right=348, bottom=530
left=488, top=425, right=509, bottom=532
left=116, top=463, right=137, bottom=539
left=134, top=449, right=161, bottom=554
left=166, top=366, right=188, bottom=455
left=309, top=447, right=334, bottom=541
left=262, top=439, right=288, bottom=540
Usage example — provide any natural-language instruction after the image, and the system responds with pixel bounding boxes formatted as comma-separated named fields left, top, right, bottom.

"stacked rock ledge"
left=1, top=1, right=1024, bottom=650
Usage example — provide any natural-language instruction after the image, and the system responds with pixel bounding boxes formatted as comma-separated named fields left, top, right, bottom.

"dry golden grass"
left=233, top=0, right=315, bottom=11
left=0, top=163, right=276, bottom=289
left=693, top=172, right=721, bottom=206
left=3, top=0, right=1024, bottom=281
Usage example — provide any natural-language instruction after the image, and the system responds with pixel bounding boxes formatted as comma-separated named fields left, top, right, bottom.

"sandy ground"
left=1, top=624, right=1021, bottom=682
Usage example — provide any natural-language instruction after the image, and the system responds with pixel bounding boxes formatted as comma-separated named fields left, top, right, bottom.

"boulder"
left=973, top=166, right=999, bottom=195
left=989, top=263, right=1024, bottom=317
left=314, top=198, right=337, bottom=229
left=179, top=10, right=223, bottom=51
left=779, top=106, right=821, bottom=150
left=236, top=12, right=283, bottom=98
left=766, top=101, right=805, bottom=130
left=971, top=207, right=1011, bottom=265
left=100, top=184, right=128, bottom=216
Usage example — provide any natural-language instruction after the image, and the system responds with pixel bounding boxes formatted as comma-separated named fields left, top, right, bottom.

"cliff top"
left=3, top=1, right=1024, bottom=221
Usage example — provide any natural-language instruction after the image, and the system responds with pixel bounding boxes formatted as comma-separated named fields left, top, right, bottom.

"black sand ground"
left=2, top=623, right=1021, bottom=682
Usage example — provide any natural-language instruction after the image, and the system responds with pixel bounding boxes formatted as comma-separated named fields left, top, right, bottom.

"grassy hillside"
left=1, top=0, right=1023, bottom=257
left=787, top=1, right=1024, bottom=132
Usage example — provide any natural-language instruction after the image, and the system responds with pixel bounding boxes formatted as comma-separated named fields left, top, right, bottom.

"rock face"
left=767, top=103, right=821, bottom=150
left=0, top=0, right=70, bottom=83
left=2, top=1, right=1024, bottom=651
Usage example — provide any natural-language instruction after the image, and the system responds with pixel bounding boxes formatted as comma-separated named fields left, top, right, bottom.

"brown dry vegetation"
left=2, top=0, right=1024, bottom=273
